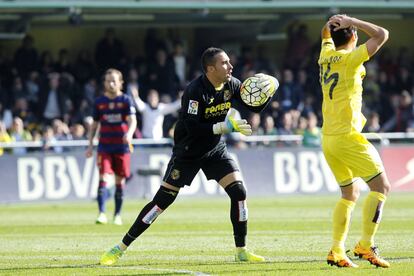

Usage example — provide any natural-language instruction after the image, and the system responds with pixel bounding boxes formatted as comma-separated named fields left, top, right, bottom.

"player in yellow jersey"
left=318, top=14, right=391, bottom=268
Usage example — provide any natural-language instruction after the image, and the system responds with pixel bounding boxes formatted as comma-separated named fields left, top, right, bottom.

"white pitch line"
left=106, top=265, right=211, bottom=275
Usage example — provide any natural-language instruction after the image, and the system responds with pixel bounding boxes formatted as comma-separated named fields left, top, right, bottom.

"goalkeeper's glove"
left=213, top=109, right=252, bottom=136
left=254, top=73, right=279, bottom=98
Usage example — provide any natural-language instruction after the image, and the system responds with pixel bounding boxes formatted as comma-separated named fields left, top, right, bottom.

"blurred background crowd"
left=1, top=23, right=414, bottom=155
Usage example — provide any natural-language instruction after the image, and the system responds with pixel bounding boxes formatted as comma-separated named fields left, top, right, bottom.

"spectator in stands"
left=38, top=50, right=55, bottom=75
left=365, top=112, right=381, bottom=133
left=125, top=68, right=141, bottom=99
left=377, top=48, right=397, bottom=81
left=13, top=98, right=37, bottom=127
left=278, top=112, right=297, bottom=146
left=70, top=123, right=86, bottom=140
left=377, top=70, right=395, bottom=124
left=239, top=46, right=256, bottom=73
left=0, top=120, right=12, bottom=156
left=146, top=48, right=178, bottom=97
left=395, top=66, right=413, bottom=93
left=172, top=41, right=187, bottom=88
left=95, top=28, right=125, bottom=74
left=295, top=116, right=308, bottom=136
left=25, top=71, right=40, bottom=111
left=301, top=95, right=317, bottom=118
left=11, top=76, right=28, bottom=103
left=131, top=87, right=181, bottom=140
left=302, top=112, right=321, bottom=147
left=14, top=35, right=38, bottom=78
left=74, top=49, right=96, bottom=85
left=0, top=102, right=12, bottom=129
left=72, top=98, right=93, bottom=125
left=83, top=116, right=94, bottom=138
left=262, top=114, right=277, bottom=147
left=38, top=73, right=68, bottom=124
left=248, top=113, right=263, bottom=136
left=396, top=46, right=412, bottom=71
left=54, top=48, right=73, bottom=74
left=52, top=119, right=72, bottom=152
left=41, top=125, right=60, bottom=153
left=144, top=28, right=165, bottom=62
left=0, top=48, right=14, bottom=90
left=10, top=117, right=32, bottom=154
left=284, top=21, right=311, bottom=70
left=278, top=69, right=304, bottom=112
left=381, top=90, right=414, bottom=132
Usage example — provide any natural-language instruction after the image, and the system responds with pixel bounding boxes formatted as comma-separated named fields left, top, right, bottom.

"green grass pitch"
left=0, top=193, right=413, bottom=275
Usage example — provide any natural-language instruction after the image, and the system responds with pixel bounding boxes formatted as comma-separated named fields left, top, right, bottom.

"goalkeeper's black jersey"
left=172, top=74, right=267, bottom=159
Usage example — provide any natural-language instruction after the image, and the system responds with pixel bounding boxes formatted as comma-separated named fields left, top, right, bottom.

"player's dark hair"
left=330, top=25, right=357, bottom=48
left=201, top=47, right=224, bottom=73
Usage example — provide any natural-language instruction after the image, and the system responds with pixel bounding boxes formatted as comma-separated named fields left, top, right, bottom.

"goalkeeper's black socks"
left=225, top=181, right=248, bottom=247
left=122, top=186, right=178, bottom=246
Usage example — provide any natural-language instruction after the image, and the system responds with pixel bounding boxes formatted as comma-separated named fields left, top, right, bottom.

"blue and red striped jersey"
left=93, top=94, right=136, bottom=153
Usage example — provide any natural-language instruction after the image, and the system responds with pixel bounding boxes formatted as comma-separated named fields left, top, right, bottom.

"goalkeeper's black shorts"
left=162, top=143, right=239, bottom=188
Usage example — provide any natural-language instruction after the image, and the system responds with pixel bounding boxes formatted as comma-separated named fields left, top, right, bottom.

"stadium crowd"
left=1, top=25, right=414, bottom=154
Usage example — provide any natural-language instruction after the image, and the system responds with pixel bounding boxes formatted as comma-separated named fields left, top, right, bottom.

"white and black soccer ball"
left=240, top=76, right=270, bottom=107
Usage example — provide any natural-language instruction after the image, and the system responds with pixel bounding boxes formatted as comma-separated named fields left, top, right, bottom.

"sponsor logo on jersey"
left=205, top=102, right=231, bottom=114
left=188, top=100, right=199, bottom=115
left=223, top=90, right=232, bottom=101
left=109, top=102, right=115, bottom=109
left=117, top=102, right=124, bottom=108
left=171, top=169, right=180, bottom=180
left=103, top=113, right=122, bottom=123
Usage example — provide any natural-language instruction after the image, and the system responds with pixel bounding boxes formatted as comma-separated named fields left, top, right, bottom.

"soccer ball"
left=240, top=76, right=269, bottom=107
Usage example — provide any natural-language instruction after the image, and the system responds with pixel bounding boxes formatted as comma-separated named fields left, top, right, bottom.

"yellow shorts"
left=322, top=132, right=384, bottom=186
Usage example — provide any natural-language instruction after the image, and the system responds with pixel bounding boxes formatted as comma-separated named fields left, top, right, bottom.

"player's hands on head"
left=328, top=14, right=353, bottom=31
left=254, top=73, right=279, bottom=98
left=213, top=109, right=252, bottom=136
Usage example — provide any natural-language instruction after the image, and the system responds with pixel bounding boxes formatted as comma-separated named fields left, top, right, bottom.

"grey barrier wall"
left=2, top=145, right=413, bottom=203
left=0, top=147, right=343, bottom=203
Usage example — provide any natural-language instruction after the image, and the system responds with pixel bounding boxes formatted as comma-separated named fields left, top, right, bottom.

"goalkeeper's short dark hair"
left=330, top=25, right=357, bottom=48
left=201, top=47, right=224, bottom=73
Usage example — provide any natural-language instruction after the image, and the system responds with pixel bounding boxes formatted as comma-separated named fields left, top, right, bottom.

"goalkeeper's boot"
left=353, top=243, right=390, bottom=268
left=113, top=215, right=123, bottom=226
left=100, top=245, right=124, bottom=265
left=327, top=250, right=358, bottom=268
left=96, top=212, right=108, bottom=224
left=235, top=248, right=265, bottom=262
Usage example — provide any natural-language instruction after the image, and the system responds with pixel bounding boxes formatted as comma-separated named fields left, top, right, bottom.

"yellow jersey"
left=318, top=38, right=370, bottom=135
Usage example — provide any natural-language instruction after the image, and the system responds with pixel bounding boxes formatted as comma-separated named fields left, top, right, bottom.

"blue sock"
left=97, top=185, right=108, bottom=213
left=114, top=186, right=123, bottom=215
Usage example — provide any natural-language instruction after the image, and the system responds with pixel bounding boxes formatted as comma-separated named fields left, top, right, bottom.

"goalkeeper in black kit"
left=100, top=47, right=279, bottom=265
